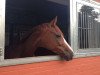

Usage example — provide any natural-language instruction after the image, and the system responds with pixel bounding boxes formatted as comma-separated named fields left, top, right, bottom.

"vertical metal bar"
left=87, top=14, right=90, bottom=48
left=81, top=11, right=83, bottom=49
left=84, top=11, right=86, bottom=49
left=99, top=23, right=100, bottom=47
left=86, top=13, right=89, bottom=48
left=81, top=12, right=83, bottom=49
left=93, top=17, right=95, bottom=48
left=84, top=12, right=86, bottom=49
left=97, top=22, right=100, bottom=48
left=90, top=16, right=93, bottom=48
left=83, top=12, right=85, bottom=49
left=78, top=12, right=80, bottom=49
left=0, top=0, right=5, bottom=61
left=97, top=22, right=98, bottom=47
left=85, top=12, right=88, bottom=48
left=95, top=21, right=97, bottom=48
left=97, top=22, right=99, bottom=48
left=92, top=17, right=95, bottom=48
left=92, top=17, right=94, bottom=48
left=85, top=11, right=87, bottom=48
left=82, top=11, right=84, bottom=49
left=91, top=16, right=93, bottom=48
left=94, top=20, right=96, bottom=48
left=89, top=16, right=91, bottom=48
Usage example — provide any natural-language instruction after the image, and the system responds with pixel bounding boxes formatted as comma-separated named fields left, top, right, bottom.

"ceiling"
left=6, top=0, right=70, bottom=25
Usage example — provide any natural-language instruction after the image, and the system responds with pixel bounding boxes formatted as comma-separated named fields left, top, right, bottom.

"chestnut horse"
left=5, top=17, right=73, bottom=61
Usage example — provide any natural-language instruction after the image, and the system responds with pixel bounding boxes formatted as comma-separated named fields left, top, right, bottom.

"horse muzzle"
left=60, top=49, right=74, bottom=61
left=54, top=46, right=74, bottom=61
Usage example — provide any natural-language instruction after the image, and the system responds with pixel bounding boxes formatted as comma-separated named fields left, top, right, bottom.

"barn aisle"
left=0, top=56, right=100, bottom=75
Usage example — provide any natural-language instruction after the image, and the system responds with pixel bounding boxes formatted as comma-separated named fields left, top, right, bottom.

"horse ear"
left=50, top=16, right=57, bottom=27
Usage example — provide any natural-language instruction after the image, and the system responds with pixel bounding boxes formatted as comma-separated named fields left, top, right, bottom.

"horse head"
left=39, top=17, right=74, bottom=61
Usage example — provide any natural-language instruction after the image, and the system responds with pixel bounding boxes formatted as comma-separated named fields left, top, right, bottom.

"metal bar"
left=88, top=15, right=91, bottom=48
left=97, top=22, right=99, bottom=47
left=78, top=12, right=80, bottom=48
left=85, top=12, right=88, bottom=48
left=92, top=17, right=94, bottom=48
left=84, top=11, right=86, bottom=49
left=83, top=12, right=85, bottom=49
left=87, top=13, right=89, bottom=48
left=95, top=21, right=98, bottom=48
left=98, top=22, right=100, bottom=48
left=90, top=16, right=93, bottom=48
left=81, top=12, right=83, bottom=49
left=87, top=14, right=90, bottom=48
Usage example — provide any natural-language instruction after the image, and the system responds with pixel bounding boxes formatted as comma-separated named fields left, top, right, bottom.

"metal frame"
left=71, top=0, right=100, bottom=57
left=0, top=0, right=5, bottom=61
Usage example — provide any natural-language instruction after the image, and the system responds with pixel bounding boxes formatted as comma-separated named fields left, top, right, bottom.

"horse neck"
left=6, top=25, right=46, bottom=58
left=18, top=27, right=43, bottom=57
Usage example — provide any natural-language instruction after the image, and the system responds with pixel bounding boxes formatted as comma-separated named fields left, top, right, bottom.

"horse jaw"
left=58, top=37, right=74, bottom=61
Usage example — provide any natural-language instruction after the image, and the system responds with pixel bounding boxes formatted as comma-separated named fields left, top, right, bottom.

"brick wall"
left=0, top=56, right=100, bottom=75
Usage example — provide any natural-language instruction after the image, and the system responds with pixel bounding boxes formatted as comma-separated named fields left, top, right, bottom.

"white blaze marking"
left=62, top=37, right=73, bottom=52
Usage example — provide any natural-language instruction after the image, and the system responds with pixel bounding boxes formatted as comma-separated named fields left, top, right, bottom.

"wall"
left=0, top=56, right=100, bottom=75
left=95, top=0, right=100, bottom=2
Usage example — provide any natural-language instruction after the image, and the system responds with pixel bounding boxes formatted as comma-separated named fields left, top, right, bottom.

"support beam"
left=47, top=0, right=69, bottom=6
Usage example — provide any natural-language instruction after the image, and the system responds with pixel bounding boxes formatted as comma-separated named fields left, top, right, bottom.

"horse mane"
left=19, top=23, right=49, bottom=44
left=19, top=25, right=40, bottom=44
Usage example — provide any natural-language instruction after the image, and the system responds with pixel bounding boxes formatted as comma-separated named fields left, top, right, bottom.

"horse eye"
left=56, top=35, right=61, bottom=38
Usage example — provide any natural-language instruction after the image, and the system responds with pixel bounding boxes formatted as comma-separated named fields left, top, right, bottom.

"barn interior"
left=5, top=0, right=70, bottom=58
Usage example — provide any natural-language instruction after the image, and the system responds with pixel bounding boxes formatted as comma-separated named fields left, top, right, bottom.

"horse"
left=5, top=17, right=74, bottom=61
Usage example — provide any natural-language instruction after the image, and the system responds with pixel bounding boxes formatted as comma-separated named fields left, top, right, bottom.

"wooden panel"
left=0, top=56, right=100, bottom=75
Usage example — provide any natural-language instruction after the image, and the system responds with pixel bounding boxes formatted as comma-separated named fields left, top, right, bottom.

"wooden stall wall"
left=0, top=56, right=100, bottom=75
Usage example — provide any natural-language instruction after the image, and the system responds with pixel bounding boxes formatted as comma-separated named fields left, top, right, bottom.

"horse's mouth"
left=53, top=47, right=74, bottom=61
left=60, top=51, right=74, bottom=61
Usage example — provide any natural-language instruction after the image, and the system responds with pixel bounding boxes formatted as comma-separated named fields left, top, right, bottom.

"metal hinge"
left=0, top=48, right=3, bottom=56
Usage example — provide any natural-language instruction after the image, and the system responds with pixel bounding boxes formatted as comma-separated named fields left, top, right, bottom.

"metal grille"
left=78, top=5, right=100, bottom=49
